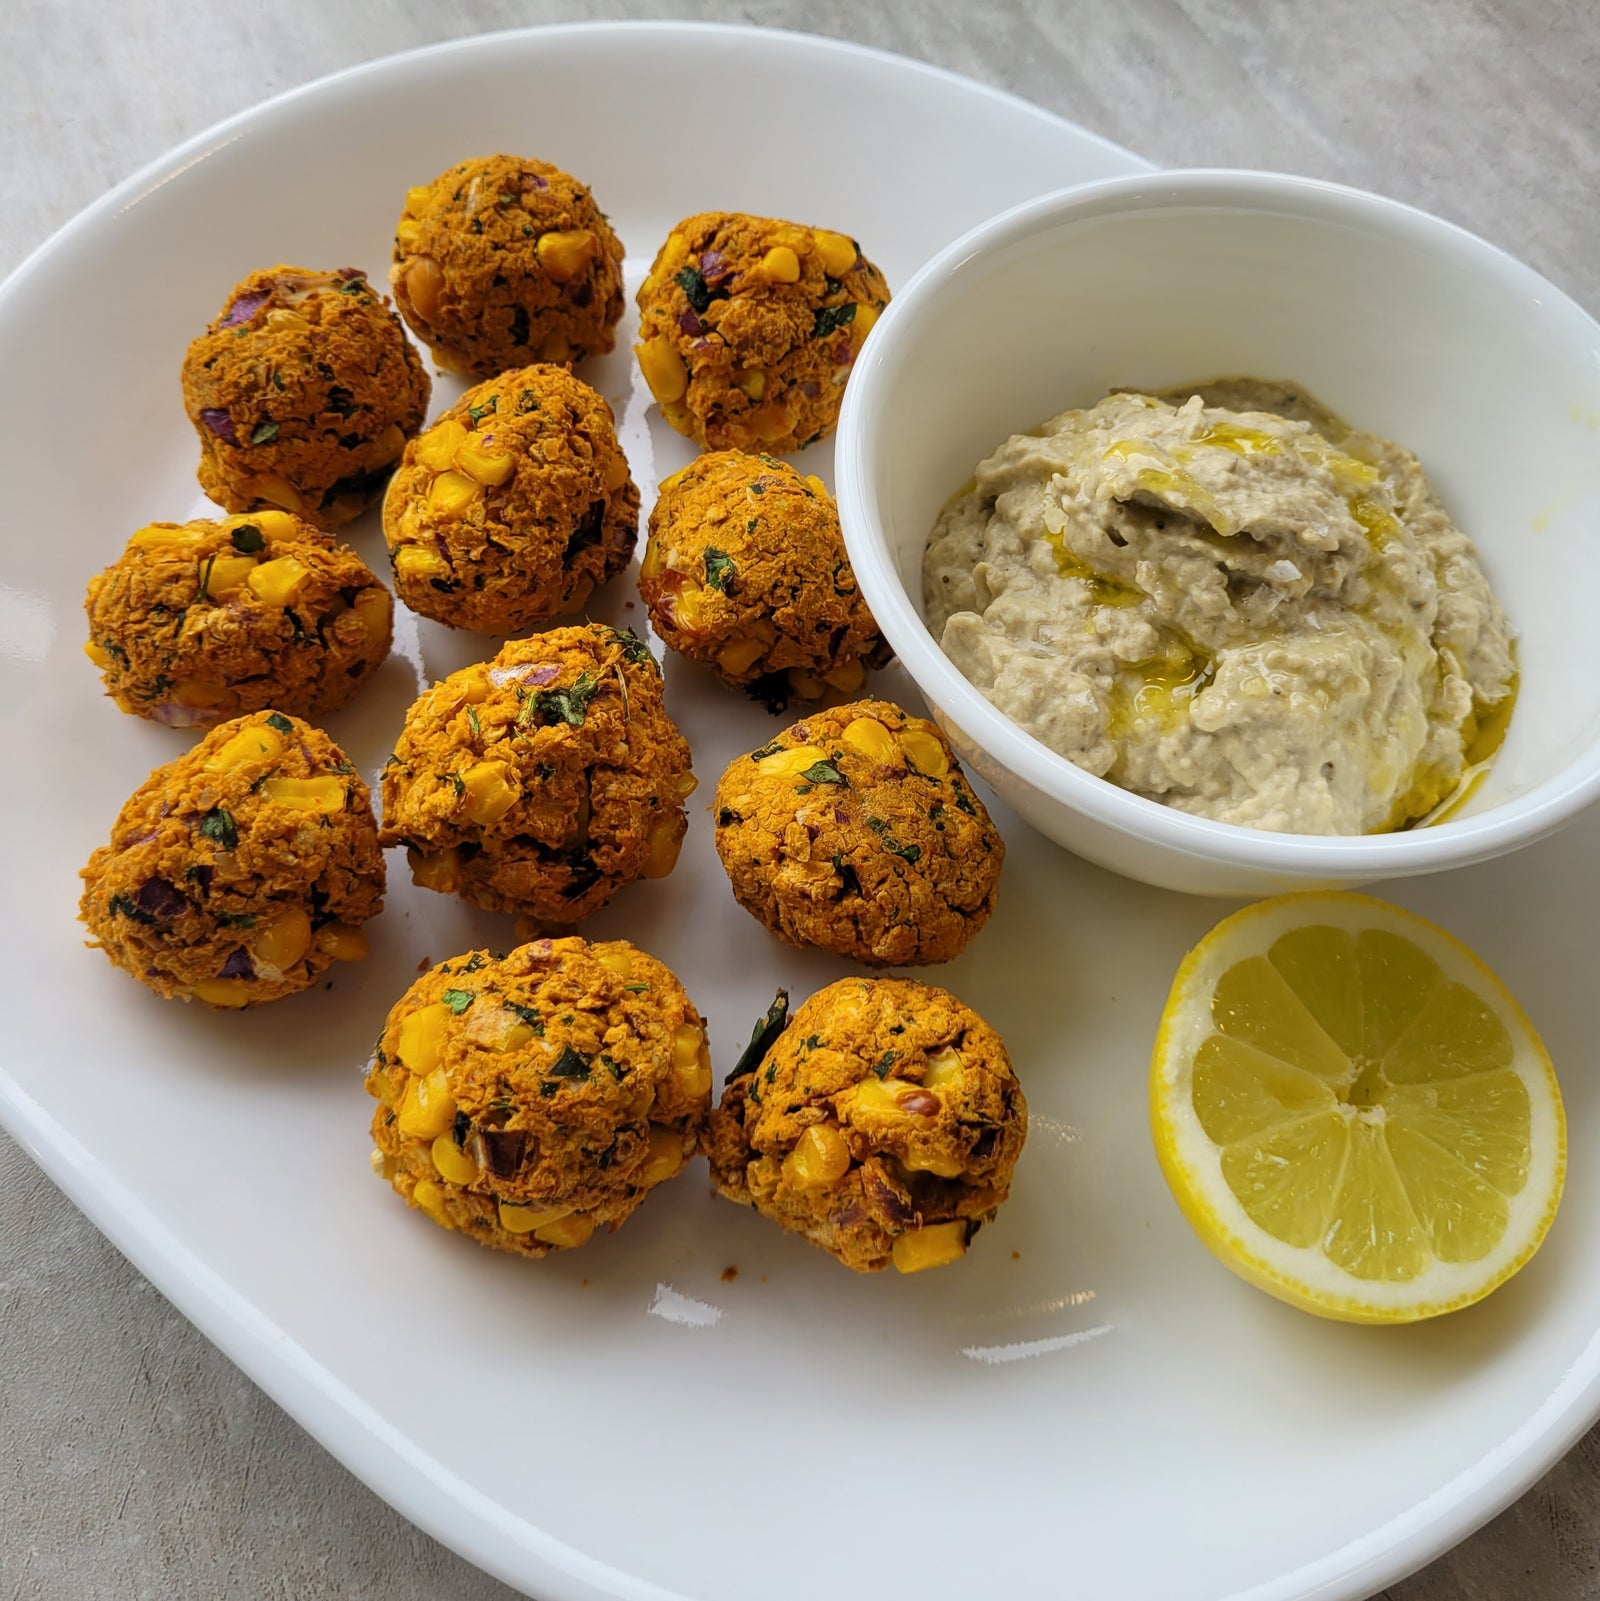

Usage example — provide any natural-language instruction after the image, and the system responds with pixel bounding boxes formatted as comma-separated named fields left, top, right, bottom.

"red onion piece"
left=220, top=290, right=270, bottom=328
left=200, top=407, right=239, bottom=445
left=136, top=876, right=188, bottom=920
left=220, top=948, right=255, bottom=979
left=488, top=661, right=559, bottom=689
left=699, top=249, right=729, bottom=282
left=336, top=266, right=363, bottom=279
left=799, top=381, right=821, bottom=399
left=148, top=702, right=212, bottom=729
left=690, top=339, right=714, bottom=355
left=677, top=309, right=705, bottom=337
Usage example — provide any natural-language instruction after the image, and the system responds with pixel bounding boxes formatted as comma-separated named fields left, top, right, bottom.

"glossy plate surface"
left=1, top=23, right=1596, bottom=1601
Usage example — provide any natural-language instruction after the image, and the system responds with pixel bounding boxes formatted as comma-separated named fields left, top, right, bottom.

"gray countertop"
left=3, top=3, right=1598, bottom=1597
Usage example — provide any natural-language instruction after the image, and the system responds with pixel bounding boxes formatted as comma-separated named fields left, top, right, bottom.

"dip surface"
left=923, top=380, right=1515, bottom=835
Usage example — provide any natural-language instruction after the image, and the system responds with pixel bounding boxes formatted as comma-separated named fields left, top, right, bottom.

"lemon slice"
left=1150, top=892, right=1564, bottom=1323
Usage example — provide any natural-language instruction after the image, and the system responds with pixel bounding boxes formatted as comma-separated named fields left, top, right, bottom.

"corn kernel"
left=534, top=1212, right=595, bottom=1248
left=637, top=338, right=688, bottom=404
left=398, top=1067, right=457, bottom=1140
left=174, top=680, right=232, bottom=712
left=851, top=1076, right=910, bottom=1114
left=254, top=474, right=310, bottom=515
left=672, top=1024, right=704, bottom=1071
left=428, top=470, right=480, bottom=517
left=352, top=585, right=392, bottom=641
left=265, top=309, right=308, bottom=333
left=536, top=228, right=600, bottom=283
left=903, top=1149, right=965, bottom=1178
left=251, top=906, right=312, bottom=971
left=395, top=219, right=422, bottom=252
left=804, top=474, right=829, bottom=497
left=396, top=1003, right=451, bottom=1073
left=596, top=947, right=633, bottom=980
left=748, top=403, right=791, bottom=442
left=259, top=775, right=346, bottom=813
left=756, top=744, right=826, bottom=779
left=84, top=640, right=113, bottom=670
left=823, top=659, right=866, bottom=694
left=454, top=666, right=491, bottom=705
left=924, top=1047, right=963, bottom=1088
left=405, top=255, right=445, bottom=322
left=431, top=1133, right=480, bottom=1186
left=717, top=636, right=766, bottom=676
left=539, top=331, right=572, bottom=363
left=852, top=302, right=880, bottom=347
left=782, top=1125, right=851, bottom=1189
left=246, top=555, right=310, bottom=607
left=639, top=1124, right=685, bottom=1186
left=813, top=230, right=858, bottom=277
left=892, top=1221, right=970, bottom=1275
left=676, top=772, right=699, bottom=798
left=403, top=185, right=434, bottom=217
left=315, top=922, right=368, bottom=962
left=460, top=760, right=518, bottom=825
left=242, top=510, right=300, bottom=542
left=639, top=534, right=665, bottom=583
left=669, top=581, right=706, bottom=630
left=499, top=1200, right=573, bottom=1234
left=393, top=545, right=452, bottom=585
left=189, top=977, right=253, bottom=1008
left=455, top=434, right=516, bottom=486
left=787, top=669, right=826, bottom=700
left=411, top=1179, right=453, bottom=1229
left=203, top=721, right=286, bottom=772
left=202, top=554, right=258, bottom=598
left=415, top=418, right=468, bottom=473
left=899, top=725, right=950, bottom=778
left=841, top=717, right=899, bottom=766
left=754, top=245, right=801, bottom=284
left=374, top=423, right=407, bottom=464
left=408, top=847, right=461, bottom=893
left=602, top=450, right=630, bottom=492
left=732, top=368, right=767, bottom=401
left=131, top=523, right=205, bottom=552
left=642, top=816, right=683, bottom=879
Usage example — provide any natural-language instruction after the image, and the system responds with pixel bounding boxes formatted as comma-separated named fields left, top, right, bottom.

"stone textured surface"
left=3, top=3, right=1597, bottom=1598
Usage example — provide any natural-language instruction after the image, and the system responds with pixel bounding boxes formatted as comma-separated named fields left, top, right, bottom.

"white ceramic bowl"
left=836, top=170, right=1600, bottom=896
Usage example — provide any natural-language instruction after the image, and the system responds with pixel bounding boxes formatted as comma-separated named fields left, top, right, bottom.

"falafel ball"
left=365, top=937, right=711, bottom=1257
left=380, top=625, right=694, bottom=922
left=382, top=365, right=637, bottom=634
left=634, top=211, right=889, bottom=454
left=181, top=265, right=430, bottom=530
left=84, top=510, right=392, bottom=729
left=640, top=451, right=885, bottom=707
left=707, top=980, right=1027, bottom=1273
left=713, top=701, right=1003, bottom=966
left=79, top=711, right=384, bottom=1007
left=390, top=154, right=625, bottom=378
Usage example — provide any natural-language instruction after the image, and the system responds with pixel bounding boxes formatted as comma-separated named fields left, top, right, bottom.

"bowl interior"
left=857, top=179, right=1600, bottom=823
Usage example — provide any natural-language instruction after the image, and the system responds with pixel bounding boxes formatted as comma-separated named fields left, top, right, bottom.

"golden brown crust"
left=381, top=365, right=636, bottom=634
left=713, top=700, right=1003, bottom=965
left=634, top=211, right=889, bottom=454
left=366, top=938, right=710, bottom=1258
left=83, top=511, right=391, bottom=728
left=380, top=625, right=694, bottom=921
left=78, top=711, right=384, bottom=1006
left=389, top=155, right=625, bottom=377
left=706, top=979, right=1027, bottom=1272
left=639, top=451, right=885, bottom=706
left=181, top=265, right=429, bottom=530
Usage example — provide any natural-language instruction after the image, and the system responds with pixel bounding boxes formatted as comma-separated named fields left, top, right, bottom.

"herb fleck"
left=811, top=302, right=858, bottom=340
left=801, top=761, right=846, bottom=787
left=452, top=1110, right=472, bottom=1148
left=832, top=854, right=862, bottom=896
left=749, top=740, right=783, bottom=762
left=871, top=1049, right=898, bottom=1080
left=623, top=982, right=649, bottom=993
left=548, top=1045, right=591, bottom=1080
left=674, top=265, right=712, bottom=313
left=468, top=395, right=498, bottom=423
left=230, top=524, right=265, bottom=554
left=249, top=420, right=280, bottom=445
left=505, top=1002, right=544, bottom=1034
left=520, top=670, right=600, bottom=728
left=729, top=989, right=790, bottom=1082
left=198, top=808, right=238, bottom=851
left=265, top=711, right=293, bottom=734
left=509, top=306, right=530, bottom=345
left=441, top=988, right=475, bottom=1014
left=703, top=547, right=736, bottom=593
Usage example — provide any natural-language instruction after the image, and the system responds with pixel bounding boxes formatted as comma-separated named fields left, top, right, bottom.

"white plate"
left=2, top=22, right=1596, bottom=1601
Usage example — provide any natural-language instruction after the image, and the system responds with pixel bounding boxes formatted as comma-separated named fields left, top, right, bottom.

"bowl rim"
left=836, top=166, right=1600, bottom=874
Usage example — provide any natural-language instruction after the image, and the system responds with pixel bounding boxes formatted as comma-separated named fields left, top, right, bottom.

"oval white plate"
left=2, top=22, right=1596, bottom=1601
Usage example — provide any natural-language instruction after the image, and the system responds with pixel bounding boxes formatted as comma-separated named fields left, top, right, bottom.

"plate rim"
left=5, top=19, right=1597, bottom=1601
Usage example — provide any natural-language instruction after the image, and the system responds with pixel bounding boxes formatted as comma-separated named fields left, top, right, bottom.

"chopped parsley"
left=548, top=1045, right=591, bottom=1080
left=871, top=1049, right=898, bottom=1080
left=702, top=547, right=736, bottom=593
left=953, top=787, right=978, bottom=817
left=832, top=855, right=862, bottom=896
left=230, top=524, right=265, bottom=554
left=623, top=982, right=650, bottom=993
left=441, top=988, right=475, bottom=1014
left=505, top=1001, right=544, bottom=1034
left=674, top=265, right=712, bottom=313
left=215, top=911, right=258, bottom=929
left=801, top=761, right=846, bottom=787
left=249, top=420, right=280, bottom=445
left=466, top=705, right=481, bottom=737
left=749, top=740, right=783, bottom=762
left=106, top=892, right=157, bottom=926
left=265, top=711, right=293, bottom=734
left=729, top=989, right=790, bottom=1082
left=811, top=302, right=858, bottom=340
left=452, top=1110, right=472, bottom=1148
left=607, top=626, right=656, bottom=671
left=198, top=807, right=238, bottom=851
left=717, top=807, right=740, bottom=827
left=520, top=670, right=600, bottom=728
left=509, top=306, right=530, bottom=345
left=468, top=395, right=499, bottom=423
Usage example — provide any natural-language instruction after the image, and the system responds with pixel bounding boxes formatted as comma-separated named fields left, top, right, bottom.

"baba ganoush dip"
left=923, top=380, right=1515, bottom=835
